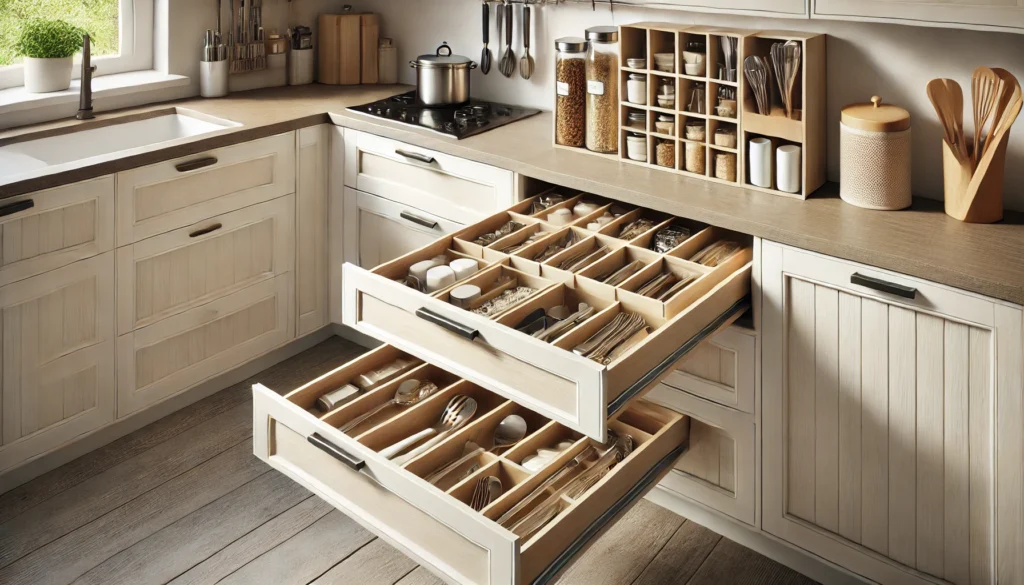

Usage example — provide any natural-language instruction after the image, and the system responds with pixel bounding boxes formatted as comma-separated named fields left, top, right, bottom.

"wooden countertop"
left=3, top=84, right=1023, bottom=306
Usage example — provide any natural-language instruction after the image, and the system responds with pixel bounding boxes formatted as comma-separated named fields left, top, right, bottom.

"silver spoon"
left=489, top=415, right=527, bottom=454
left=339, top=379, right=438, bottom=433
left=389, top=397, right=478, bottom=464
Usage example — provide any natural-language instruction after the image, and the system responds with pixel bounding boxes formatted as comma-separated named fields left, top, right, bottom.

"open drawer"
left=341, top=194, right=752, bottom=439
left=253, top=345, right=689, bottom=585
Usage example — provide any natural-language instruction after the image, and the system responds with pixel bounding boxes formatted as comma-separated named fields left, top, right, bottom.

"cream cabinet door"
left=812, top=0, right=1024, bottom=32
left=763, top=241, right=1024, bottom=585
left=659, top=0, right=807, bottom=16
left=0, top=252, right=115, bottom=472
left=296, top=125, right=329, bottom=336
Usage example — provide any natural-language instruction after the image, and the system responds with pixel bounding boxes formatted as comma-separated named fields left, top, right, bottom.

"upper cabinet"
left=659, top=0, right=808, bottom=16
left=812, top=0, right=1024, bottom=32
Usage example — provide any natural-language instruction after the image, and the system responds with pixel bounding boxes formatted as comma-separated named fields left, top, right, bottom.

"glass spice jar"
left=626, top=111, right=646, bottom=130
left=585, top=26, right=619, bottom=154
left=555, top=37, right=587, bottom=147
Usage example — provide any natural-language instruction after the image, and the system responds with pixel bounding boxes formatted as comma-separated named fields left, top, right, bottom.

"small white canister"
left=840, top=96, right=912, bottom=210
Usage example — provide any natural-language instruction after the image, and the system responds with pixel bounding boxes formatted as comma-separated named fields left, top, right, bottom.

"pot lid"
left=415, top=42, right=474, bottom=68
left=586, top=26, right=618, bottom=43
left=556, top=37, right=587, bottom=52
left=842, top=95, right=910, bottom=132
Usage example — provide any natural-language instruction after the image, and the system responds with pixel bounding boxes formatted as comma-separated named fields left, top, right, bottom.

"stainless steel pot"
left=410, top=43, right=477, bottom=106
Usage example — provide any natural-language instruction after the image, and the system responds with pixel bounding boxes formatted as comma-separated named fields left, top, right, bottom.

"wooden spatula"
left=972, top=66, right=1002, bottom=164
left=927, top=78, right=966, bottom=163
left=942, top=78, right=967, bottom=159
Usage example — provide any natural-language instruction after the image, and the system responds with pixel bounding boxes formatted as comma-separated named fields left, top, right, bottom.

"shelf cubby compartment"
left=649, top=110, right=677, bottom=140
left=621, top=69, right=650, bottom=108
left=678, top=30, right=708, bottom=81
left=742, top=132, right=803, bottom=196
left=619, top=25, right=649, bottom=66
left=648, top=28, right=677, bottom=75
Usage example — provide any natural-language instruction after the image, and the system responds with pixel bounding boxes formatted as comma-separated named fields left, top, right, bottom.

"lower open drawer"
left=252, top=345, right=689, bottom=585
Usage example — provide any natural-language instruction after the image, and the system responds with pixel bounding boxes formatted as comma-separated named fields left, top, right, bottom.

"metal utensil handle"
left=850, top=272, right=918, bottom=299
left=379, top=427, right=436, bottom=460
left=482, top=3, right=489, bottom=43
left=506, top=4, right=513, bottom=46
left=427, top=446, right=484, bottom=485
left=523, top=5, right=530, bottom=49
left=400, top=211, right=439, bottom=229
left=0, top=199, right=34, bottom=218
left=308, top=433, right=365, bottom=471
left=395, top=149, right=435, bottom=164
left=189, top=223, right=223, bottom=238
left=415, top=308, right=479, bottom=341
left=175, top=156, right=218, bottom=173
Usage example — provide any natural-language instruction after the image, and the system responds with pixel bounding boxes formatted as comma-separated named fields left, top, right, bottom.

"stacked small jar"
left=554, top=27, right=620, bottom=155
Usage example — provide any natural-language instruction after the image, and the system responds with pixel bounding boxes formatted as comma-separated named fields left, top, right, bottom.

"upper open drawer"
left=253, top=345, right=689, bottom=585
left=342, top=193, right=752, bottom=440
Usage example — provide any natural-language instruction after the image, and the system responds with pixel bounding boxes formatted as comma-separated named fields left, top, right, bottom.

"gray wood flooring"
left=0, top=336, right=818, bottom=585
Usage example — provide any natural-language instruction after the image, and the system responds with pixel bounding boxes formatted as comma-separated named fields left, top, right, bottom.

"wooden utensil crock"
left=943, top=136, right=1007, bottom=223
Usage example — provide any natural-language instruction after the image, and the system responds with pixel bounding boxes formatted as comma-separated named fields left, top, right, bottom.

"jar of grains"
left=555, top=37, right=588, bottom=147
left=585, top=26, right=619, bottom=153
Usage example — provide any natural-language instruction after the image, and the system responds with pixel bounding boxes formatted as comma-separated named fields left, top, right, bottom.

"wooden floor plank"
left=316, top=539, right=419, bottom=585
left=217, top=510, right=373, bottom=585
left=168, top=496, right=333, bottom=585
left=685, top=538, right=820, bottom=585
left=555, top=500, right=685, bottom=585
left=631, top=520, right=722, bottom=585
left=0, top=403, right=254, bottom=569
left=71, top=471, right=311, bottom=585
left=0, top=335, right=357, bottom=524
left=394, top=567, right=447, bottom=585
left=0, top=441, right=265, bottom=585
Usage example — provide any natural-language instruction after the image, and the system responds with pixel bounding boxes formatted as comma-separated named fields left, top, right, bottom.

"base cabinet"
left=762, top=241, right=1024, bottom=585
left=296, top=126, right=330, bottom=336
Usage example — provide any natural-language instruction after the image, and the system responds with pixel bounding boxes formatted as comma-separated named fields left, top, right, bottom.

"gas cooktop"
left=347, top=92, right=541, bottom=139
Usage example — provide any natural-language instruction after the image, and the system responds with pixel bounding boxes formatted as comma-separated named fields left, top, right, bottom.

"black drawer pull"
left=0, top=199, right=34, bottom=218
left=400, top=211, right=439, bottom=229
left=175, top=156, right=218, bottom=173
left=850, top=272, right=917, bottom=300
left=308, top=433, right=365, bottom=471
left=189, top=223, right=223, bottom=238
left=416, top=308, right=479, bottom=341
left=395, top=149, right=435, bottom=164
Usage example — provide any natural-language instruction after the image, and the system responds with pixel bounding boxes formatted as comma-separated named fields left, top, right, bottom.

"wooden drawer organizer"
left=554, top=23, right=824, bottom=199
left=253, top=344, right=690, bottom=585
left=342, top=190, right=752, bottom=440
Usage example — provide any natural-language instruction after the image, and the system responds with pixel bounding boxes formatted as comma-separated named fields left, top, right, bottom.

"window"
left=0, top=0, right=153, bottom=90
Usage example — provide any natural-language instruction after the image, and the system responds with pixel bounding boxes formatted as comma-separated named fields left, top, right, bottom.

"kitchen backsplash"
left=343, top=0, right=1024, bottom=210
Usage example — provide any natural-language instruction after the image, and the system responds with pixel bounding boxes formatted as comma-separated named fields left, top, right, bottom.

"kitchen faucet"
left=76, top=34, right=96, bottom=120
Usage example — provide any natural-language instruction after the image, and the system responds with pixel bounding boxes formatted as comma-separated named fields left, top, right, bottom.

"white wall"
left=347, top=0, right=1024, bottom=209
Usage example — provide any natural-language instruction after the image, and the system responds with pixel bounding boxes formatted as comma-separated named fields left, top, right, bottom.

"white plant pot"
left=23, top=56, right=74, bottom=93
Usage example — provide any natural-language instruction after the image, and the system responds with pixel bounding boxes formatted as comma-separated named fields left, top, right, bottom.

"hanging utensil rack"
left=230, top=0, right=267, bottom=73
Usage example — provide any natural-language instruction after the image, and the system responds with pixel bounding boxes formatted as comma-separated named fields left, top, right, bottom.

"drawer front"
left=252, top=347, right=689, bottom=585
left=117, top=273, right=294, bottom=416
left=646, top=385, right=756, bottom=525
left=116, top=196, right=295, bottom=335
left=116, top=133, right=296, bottom=245
left=0, top=176, right=114, bottom=286
left=344, top=130, right=514, bottom=225
left=662, top=326, right=755, bottom=414
left=0, top=252, right=115, bottom=471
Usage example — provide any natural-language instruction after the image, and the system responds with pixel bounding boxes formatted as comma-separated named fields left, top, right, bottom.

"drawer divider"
left=608, top=298, right=749, bottom=417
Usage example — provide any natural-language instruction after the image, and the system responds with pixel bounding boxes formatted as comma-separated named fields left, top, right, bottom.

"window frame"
left=0, top=0, right=154, bottom=91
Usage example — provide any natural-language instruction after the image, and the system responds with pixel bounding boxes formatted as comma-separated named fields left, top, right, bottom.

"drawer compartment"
left=0, top=176, right=114, bottom=286
left=662, top=326, right=756, bottom=414
left=253, top=346, right=689, bottom=585
left=116, top=196, right=295, bottom=334
left=117, top=273, right=294, bottom=415
left=343, top=130, right=514, bottom=225
left=116, top=132, right=295, bottom=245
left=645, top=385, right=756, bottom=525
left=342, top=197, right=752, bottom=440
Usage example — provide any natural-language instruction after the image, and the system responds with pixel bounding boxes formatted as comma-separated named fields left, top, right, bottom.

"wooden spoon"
left=985, top=68, right=1020, bottom=158
left=972, top=67, right=1001, bottom=164
left=927, top=79, right=965, bottom=163
left=942, top=78, right=967, bottom=160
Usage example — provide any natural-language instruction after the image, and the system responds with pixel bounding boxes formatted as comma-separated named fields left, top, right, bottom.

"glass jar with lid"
left=626, top=111, right=646, bottom=130
left=554, top=37, right=588, bottom=147
left=585, top=26, right=619, bottom=153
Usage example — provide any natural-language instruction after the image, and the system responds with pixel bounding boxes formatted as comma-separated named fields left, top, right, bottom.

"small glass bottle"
left=554, top=37, right=588, bottom=147
left=585, top=26, right=619, bottom=154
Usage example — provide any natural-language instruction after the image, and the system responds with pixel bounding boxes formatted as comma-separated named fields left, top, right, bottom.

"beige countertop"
left=3, top=84, right=1023, bottom=306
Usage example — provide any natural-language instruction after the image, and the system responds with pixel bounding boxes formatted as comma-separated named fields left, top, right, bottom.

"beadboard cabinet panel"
left=812, top=0, right=1024, bottom=33
left=0, top=177, right=113, bottom=287
left=763, top=241, right=1024, bottom=585
left=0, top=252, right=115, bottom=471
left=296, top=125, right=330, bottom=336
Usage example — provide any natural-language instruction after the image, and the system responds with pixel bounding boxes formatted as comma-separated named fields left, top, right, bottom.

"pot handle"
left=409, top=60, right=420, bottom=68
left=436, top=42, right=452, bottom=56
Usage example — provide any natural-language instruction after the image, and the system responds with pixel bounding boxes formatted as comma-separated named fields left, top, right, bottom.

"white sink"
left=0, top=109, right=240, bottom=184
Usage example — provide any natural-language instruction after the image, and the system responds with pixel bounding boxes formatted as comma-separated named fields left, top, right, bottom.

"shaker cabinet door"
left=812, top=0, right=1024, bottom=32
left=762, top=241, right=1024, bottom=585
left=658, top=0, right=807, bottom=16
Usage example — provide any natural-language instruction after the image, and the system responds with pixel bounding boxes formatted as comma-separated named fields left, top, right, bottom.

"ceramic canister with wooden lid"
left=840, top=96, right=912, bottom=210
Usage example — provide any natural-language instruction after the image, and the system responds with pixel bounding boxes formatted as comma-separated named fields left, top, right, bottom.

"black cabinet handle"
left=851, top=272, right=917, bottom=300
left=416, top=308, right=479, bottom=341
left=395, top=149, right=435, bottom=164
left=400, top=211, right=439, bottom=229
left=0, top=199, right=34, bottom=217
left=189, top=223, right=223, bottom=238
left=308, top=433, right=365, bottom=471
left=175, top=156, right=218, bottom=173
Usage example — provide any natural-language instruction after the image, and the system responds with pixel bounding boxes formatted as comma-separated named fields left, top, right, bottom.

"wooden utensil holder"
left=943, top=136, right=1008, bottom=223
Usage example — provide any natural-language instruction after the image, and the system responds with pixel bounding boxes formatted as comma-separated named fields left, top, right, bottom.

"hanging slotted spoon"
left=499, top=2, right=515, bottom=78
left=519, top=4, right=534, bottom=79
left=480, top=2, right=491, bottom=75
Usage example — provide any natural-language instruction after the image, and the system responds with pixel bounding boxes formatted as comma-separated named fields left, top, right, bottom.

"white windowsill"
left=0, top=70, right=189, bottom=115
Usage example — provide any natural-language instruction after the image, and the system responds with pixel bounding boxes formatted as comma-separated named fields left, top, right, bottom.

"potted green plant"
left=15, top=19, right=86, bottom=93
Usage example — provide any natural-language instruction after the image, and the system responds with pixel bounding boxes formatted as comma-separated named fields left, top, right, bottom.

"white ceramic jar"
left=626, top=74, right=647, bottom=105
left=626, top=133, right=648, bottom=162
